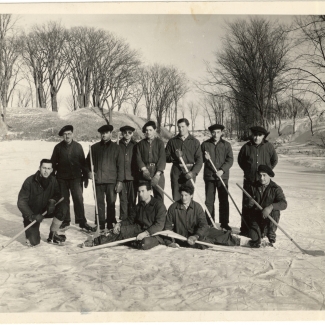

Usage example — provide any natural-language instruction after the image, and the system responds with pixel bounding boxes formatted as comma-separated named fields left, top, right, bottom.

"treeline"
left=1, top=15, right=325, bottom=138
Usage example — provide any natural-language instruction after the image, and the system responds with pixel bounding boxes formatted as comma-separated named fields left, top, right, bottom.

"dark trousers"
left=170, top=165, right=196, bottom=201
left=119, top=180, right=137, bottom=221
left=204, top=179, right=229, bottom=225
left=58, top=178, right=86, bottom=225
left=98, top=223, right=161, bottom=250
left=203, top=228, right=238, bottom=246
left=96, top=183, right=117, bottom=229
left=240, top=179, right=252, bottom=234
left=248, top=213, right=280, bottom=243
left=23, top=218, right=41, bottom=246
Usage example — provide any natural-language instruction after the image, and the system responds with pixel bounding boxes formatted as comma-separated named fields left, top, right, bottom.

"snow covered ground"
left=0, top=141, right=324, bottom=317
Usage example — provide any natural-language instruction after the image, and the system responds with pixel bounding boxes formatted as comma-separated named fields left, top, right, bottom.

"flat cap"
left=142, top=121, right=156, bottom=133
left=58, top=125, right=73, bottom=136
left=208, top=124, right=225, bottom=132
left=250, top=126, right=269, bottom=136
left=120, top=125, right=135, bottom=132
left=98, top=124, right=113, bottom=133
left=258, top=165, right=275, bottom=177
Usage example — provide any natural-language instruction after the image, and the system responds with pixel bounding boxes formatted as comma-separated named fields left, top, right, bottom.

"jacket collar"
left=120, top=138, right=136, bottom=145
left=140, top=196, right=154, bottom=207
left=175, top=199, right=194, bottom=210
left=100, top=139, right=112, bottom=146
left=207, top=137, right=225, bottom=144
left=248, top=139, right=268, bottom=146
left=175, top=133, right=195, bottom=141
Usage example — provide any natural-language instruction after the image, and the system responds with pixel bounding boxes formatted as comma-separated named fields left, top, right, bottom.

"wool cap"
left=120, top=125, right=135, bottom=132
left=250, top=126, right=269, bottom=136
left=142, top=121, right=156, bottom=133
left=58, top=125, right=73, bottom=136
left=98, top=124, right=113, bottom=133
left=208, top=124, right=225, bottom=132
left=258, top=165, right=275, bottom=177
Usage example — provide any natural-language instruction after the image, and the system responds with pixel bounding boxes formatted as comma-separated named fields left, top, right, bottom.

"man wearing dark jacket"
left=17, top=159, right=65, bottom=246
left=118, top=125, right=138, bottom=221
left=83, top=182, right=167, bottom=250
left=165, top=118, right=203, bottom=201
left=201, top=124, right=233, bottom=230
left=86, top=124, right=124, bottom=231
left=136, top=121, right=166, bottom=202
left=51, top=125, right=94, bottom=232
left=237, top=126, right=278, bottom=236
left=164, top=185, right=243, bottom=249
left=244, top=165, right=287, bottom=248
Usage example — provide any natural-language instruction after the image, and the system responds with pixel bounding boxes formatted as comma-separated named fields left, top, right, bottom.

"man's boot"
left=79, top=222, right=97, bottom=232
left=47, top=231, right=66, bottom=245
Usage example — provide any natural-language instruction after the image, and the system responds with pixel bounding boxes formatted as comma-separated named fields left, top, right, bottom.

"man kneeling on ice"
left=164, top=185, right=249, bottom=249
left=244, top=165, right=287, bottom=248
left=17, top=159, right=65, bottom=246
left=83, top=181, right=167, bottom=249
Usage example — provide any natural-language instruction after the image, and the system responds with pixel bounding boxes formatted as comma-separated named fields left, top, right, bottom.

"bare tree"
left=199, top=17, right=291, bottom=134
left=188, top=101, right=200, bottom=132
left=0, top=14, right=22, bottom=122
left=16, top=88, right=32, bottom=108
left=128, top=81, right=143, bottom=116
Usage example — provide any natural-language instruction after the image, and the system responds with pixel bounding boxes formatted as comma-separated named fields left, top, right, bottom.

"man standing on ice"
left=82, top=182, right=167, bottom=250
left=17, top=159, right=66, bottom=246
left=237, top=126, right=278, bottom=236
left=118, top=125, right=138, bottom=221
left=86, top=124, right=124, bottom=232
left=201, top=124, right=233, bottom=230
left=51, top=125, right=95, bottom=232
left=163, top=185, right=249, bottom=249
left=136, top=121, right=166, bottom=202
left=165, top=118, right=203, bottom=201
left=244, top=165, right=287, bottom=248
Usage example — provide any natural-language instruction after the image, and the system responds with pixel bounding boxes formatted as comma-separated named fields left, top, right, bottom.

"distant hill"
left=4, top=107, right=173, bottom=142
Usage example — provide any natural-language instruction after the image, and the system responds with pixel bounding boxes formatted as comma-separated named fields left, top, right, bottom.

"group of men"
left=17, top=117, right=287, bottom=250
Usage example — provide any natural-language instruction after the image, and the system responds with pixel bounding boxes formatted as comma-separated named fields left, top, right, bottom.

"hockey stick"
left=89, top=144, right=100, bottom=238
left=236, top=183, right=325, bottom=257
left=0, top=197, right=64, bottom=251
left=157, top=230, right=247, bottom=255
left=175, top=149, right=219, bottom=229
left=155, top=184, right=174, bottom=203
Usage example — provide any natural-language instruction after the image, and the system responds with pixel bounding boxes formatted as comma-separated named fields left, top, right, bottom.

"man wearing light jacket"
left=201, top=124, right=233, bottom=230
left=86, top=124, right=124, bottom=231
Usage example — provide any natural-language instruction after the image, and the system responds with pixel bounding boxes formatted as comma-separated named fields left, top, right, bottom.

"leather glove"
left=113, top=222, right=121, bottom=234
left=185, top=171, right=195, bottom=180
left=83, top=177, right=89, bottom=189
left=187, top=235, right=199, bottom=245
left=88, top=172, right=96, bottom=180
left=204, top=151, right=211, bottom=160
left=142, top=168, right=151, bottom=181
left=47, top=199, right=56, bottom=215
left=262, top=204, right=273, bottom=219
left=168, top=242, right=180, bottom=248
left=216, top=169, right=224, bottom=178
left=115, top=181, right=123, bottom=193
left=151, top=173, right=160, bottom=187
left=246, top=198, right=255, bottom=208
left=175, top=149, right=183, bottom=158
left=31, top=214, right=44, bottom=223
left=136, top=230, right=150, bottom=241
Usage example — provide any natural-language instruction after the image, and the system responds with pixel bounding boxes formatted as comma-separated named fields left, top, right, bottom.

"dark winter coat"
left=201, top=138, right=233, bottom=180
left=165, top=134, right=203, bottom=175
left=244, top=180, right=287, bottom=220
left=118, top=138, right=138, bottom=181
left=121, top=196, right=167, bottom=236
left=17, top=171, right=61, bottom=218
left=136, top=137, right=166, bottom=173
left=238, top=139, right=278, bottom=182
left=51, top=140, right=87, bottom=180
left=86, top=140, right=123, bottom=184
left=164, top=200, right=209, bottom=240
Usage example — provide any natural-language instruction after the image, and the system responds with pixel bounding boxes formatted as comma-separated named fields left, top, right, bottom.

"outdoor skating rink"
left=0, top=141, right=324, bottom=318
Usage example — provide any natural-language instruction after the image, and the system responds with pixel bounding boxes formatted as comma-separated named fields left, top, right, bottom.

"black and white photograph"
left=0, top=1, right=324, bottom=321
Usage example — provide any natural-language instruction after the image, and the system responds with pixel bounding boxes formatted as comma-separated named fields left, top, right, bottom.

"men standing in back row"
left=86, top=124, right=123, bottom=232
left=136, top=121, right=166, bottom=202
left=201, top=124, right=233, bottom=230
left=165, top=118, right=203, bottom=201
left=237, top=126, right=278, bottom=236
left=51, top=125, right=95, bottom=232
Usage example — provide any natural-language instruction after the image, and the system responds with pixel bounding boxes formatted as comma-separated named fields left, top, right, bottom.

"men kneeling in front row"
left=17, top=159, right=66, bottom=246
left=83, top=182, right=249, bottom=249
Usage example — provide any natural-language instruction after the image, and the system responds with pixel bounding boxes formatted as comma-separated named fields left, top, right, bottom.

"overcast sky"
left=14, top=14, right=295, bottom=127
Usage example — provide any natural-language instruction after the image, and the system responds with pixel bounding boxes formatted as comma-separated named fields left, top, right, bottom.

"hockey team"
left=17, top=118, right=287, bottom=250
